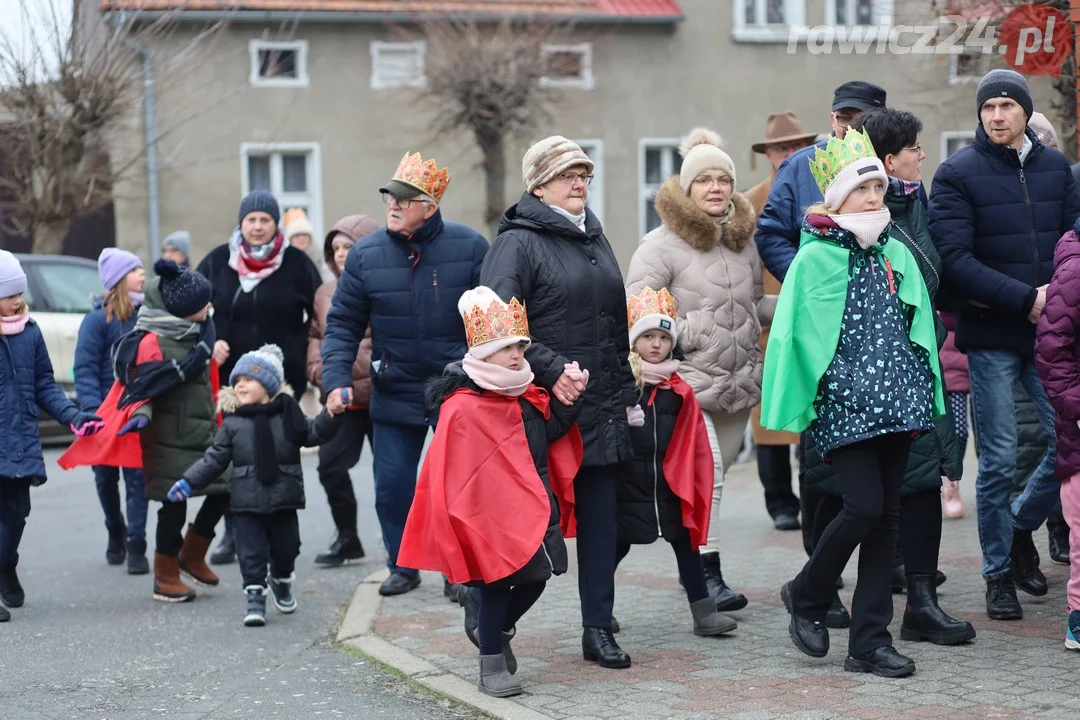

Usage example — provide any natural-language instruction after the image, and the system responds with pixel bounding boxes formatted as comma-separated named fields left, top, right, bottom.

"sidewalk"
left=343, top=457, right=1078, bottom=720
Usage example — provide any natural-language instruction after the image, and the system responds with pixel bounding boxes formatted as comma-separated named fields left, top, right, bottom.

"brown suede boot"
left=178, top=525, right=220, bottom=587
left=153, top=553, right=196, bottom=603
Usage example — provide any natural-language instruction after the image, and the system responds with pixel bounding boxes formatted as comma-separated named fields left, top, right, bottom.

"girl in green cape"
left=762, top=128, right=945, bottom=679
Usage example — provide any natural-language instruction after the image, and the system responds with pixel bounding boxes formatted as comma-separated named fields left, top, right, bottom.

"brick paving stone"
left=370, top=452, right=1076, bottom=718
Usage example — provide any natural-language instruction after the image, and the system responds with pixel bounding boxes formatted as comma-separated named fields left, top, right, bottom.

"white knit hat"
left=627, top=287, right=678, bottom=347
left=823, top=156, right=888, bottom=212
left=678, top=128, right=737, bottom=194
left=0, top=250, right=27, bottom=298
left=458, top=286, right=531, bottom=360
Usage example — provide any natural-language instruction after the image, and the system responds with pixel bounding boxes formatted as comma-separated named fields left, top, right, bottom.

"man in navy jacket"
left=755, top=80, right=895, bottom=281
left=929, top=69, right=1080, bottom=621
left=321, top=153, right=488, bottom=597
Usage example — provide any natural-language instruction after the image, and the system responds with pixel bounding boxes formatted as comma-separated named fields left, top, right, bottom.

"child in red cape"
left=615, top=287, right=735, bottom=637
left=397, top=286, right=584, bottom=699
left=60, top=259, right=227, bottom=604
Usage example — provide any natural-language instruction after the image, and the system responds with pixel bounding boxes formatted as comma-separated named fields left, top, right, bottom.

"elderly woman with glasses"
left=479, top=136, right=637, bottom=670
left=626, top=128, right=775, bottom=615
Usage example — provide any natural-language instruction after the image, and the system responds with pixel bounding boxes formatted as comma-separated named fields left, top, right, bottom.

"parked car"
left=16, top=254, right=103, bottom=442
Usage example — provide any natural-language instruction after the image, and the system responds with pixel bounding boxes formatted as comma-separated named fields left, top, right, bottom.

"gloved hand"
left=70, top=411, right=104, bottom=436
left=167, top=479, right=192, bottom=503
left=626, top=405, right=645, bottom=427
left=563, top=361, right=590, bottom=387
left=117, top=415, right=149, bottom=436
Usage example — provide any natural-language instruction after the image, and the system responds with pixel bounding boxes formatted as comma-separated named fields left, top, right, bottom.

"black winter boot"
left=244, top=585, right=267, bottom=627
left=986, top=571, right=1023, bottom=620
left=701, top=552, right=748, bottom=612
left=268, top=573, right=297, bottom=613
left=1049, top=523, right=1070, bottom=565
left=582, top=628, right=631, bottom=668
left=314, top=505, right=365, bottom=567
left=210, top=515, right=236, bottom=565
left=106, top=523, right=126, bottom=565
left=1011, top=529, right=1048, bottom=596
left=900, top=573, right=976, bottom=645
left=126, top=539, right=149, bottom=575
left=0, top=565, right=24, bottom=607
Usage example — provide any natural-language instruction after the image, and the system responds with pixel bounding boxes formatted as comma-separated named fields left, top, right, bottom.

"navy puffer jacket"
left=929, top=124, right=1080, bottom=353
left=1, top=319, right=79, bottom=481
left=74, top=297, right=137, bottom=413
left=321, top=210, right=488, bottom=426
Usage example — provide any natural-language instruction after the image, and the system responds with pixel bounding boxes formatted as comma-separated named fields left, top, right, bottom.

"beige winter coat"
left=626, top=177, right=776, bottom=414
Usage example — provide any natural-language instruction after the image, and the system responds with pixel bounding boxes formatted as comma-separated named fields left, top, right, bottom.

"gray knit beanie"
left=238, top=189, right=281, bottom=226
left=976, top=69, right=1033, bottom=119
left=522, top=136, right=594, bottom=193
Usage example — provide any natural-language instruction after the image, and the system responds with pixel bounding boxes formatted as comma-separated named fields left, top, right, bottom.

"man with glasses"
left=321, top=152, right=488, bottom=597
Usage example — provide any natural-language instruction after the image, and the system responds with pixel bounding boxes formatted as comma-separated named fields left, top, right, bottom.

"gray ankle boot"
left=478, top=653, right=522, bottom=697
left=691, top=596, right=737, bottom=636
left=502, top=627, right=517, bottom=675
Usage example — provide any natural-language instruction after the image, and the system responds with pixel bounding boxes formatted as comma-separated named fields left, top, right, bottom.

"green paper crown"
left=809, top=128, right=878, bottom=195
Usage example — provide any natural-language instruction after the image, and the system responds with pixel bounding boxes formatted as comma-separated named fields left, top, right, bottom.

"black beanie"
left=976, top=69, right=1033, bottom=119
left=154, top=259, right=213, bottom=318
left=238, top=188, right=280, bottom=226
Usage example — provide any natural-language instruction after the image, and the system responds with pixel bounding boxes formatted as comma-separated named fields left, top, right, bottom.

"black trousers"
left=793, top=433, right=910, bottom=655
left=156, top=493, right=230, bottom=557
left=758, top=444, right=800, bottom=518
left=234, top=510, right=301, bottom=587
left=317, top=409, right=372, bottom=509
left=616, top=537, right=709, bottom=603
left=573, top=465, right=618, bottom=630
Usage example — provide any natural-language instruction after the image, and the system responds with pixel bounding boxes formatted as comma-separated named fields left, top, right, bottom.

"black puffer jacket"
left=618, top=384, right=688, bottom=545
left=183, top=386, right=340, bottom=514
left=480, top=193, right=636, bottom=467
left=427, top=363, right=580, bottom=586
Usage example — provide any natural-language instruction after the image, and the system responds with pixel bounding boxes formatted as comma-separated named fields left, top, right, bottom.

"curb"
left=337, top=569, right=554, bottom=720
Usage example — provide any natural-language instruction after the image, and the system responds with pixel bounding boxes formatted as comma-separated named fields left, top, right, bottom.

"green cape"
left=760, top=229, right=945, bottom=434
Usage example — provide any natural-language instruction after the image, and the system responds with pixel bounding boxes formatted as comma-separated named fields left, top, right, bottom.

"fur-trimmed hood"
left=654, top=176, right=756, bottom=253
left=425, top=363, right=478, bottom=415
left=217, top=382, right=295, bottom=414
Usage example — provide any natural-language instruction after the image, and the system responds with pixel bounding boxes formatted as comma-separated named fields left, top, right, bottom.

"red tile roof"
left=100, top=0, right=683, bottom=19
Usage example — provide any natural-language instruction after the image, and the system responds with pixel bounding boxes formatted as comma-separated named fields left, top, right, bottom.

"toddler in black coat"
left=616, top=287, right=735, bottom=637
left=168, top=344, right=341, bottom=626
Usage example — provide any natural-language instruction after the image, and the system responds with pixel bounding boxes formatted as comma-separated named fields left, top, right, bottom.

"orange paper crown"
left=392, top=152, right=451, bottom=203
left=627, top=287, right=677, bottom=328
left=463, top=297, right=530, bottom=349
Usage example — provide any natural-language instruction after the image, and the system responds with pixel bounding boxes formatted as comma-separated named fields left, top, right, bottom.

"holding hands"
left=553, top=361, right=590, bottom=406
left=166, top=479, right=192, bottom=503
left=70, top=411, right=104, bottom=436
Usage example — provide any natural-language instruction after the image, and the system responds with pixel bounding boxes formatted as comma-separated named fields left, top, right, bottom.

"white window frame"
left=940, top=131, right=976, bottom=161
left=824, top=0, right=894, bottom=27
left=240, top=142, right=323, bottom=242
left=638, top=138, right=682, bottom=240
left=948, top=47, right=987, bottom=84
left=370, top=41, right=427, bottom=90
left=539, top=43, right=595, bottom=90
left=573, top=138, right=604, bottom=224
left=248, top=39, right=309, bottom=88
left=733, top=0, right=807, bottom=43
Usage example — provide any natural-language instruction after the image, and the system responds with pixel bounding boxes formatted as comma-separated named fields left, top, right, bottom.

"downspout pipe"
left=111, top=12, right=160, bottom=262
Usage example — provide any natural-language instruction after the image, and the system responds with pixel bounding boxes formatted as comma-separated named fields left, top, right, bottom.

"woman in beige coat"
left=626, top=128, right=776, bottom=612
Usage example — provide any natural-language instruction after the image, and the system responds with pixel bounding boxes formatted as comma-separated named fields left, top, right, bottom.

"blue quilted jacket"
left=321, top=210, right=488, bottom=426
left=74, top=297, right=137, bottom=413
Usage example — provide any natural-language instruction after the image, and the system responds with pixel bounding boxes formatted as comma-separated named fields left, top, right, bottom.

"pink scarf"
left=228, top=229, right=288, bottom=292
left=641, top=358, right=679, bottom=386
left=1, top=308, right=30, bottom=336
left=462, top=355, right=534, bottom=397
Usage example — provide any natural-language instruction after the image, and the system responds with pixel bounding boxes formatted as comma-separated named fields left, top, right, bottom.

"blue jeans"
left=93, top=466, right=148, bottom=541
left=0, top=479, right=31, bottom=569
left=968, top=349, right=1059, bottom=579
left=372, top=422, right=429, bottom=577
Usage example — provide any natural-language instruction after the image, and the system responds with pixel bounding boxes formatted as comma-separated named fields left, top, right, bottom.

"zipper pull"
left=432, top=269, right=438, bottom=287
left=1019, top=167, right=1026, bottom=184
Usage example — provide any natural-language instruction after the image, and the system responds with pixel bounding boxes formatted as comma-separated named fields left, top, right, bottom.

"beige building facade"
left=103, top=0, right=1056, bottom=271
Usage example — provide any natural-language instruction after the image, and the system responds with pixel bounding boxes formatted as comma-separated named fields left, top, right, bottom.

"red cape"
left=646, top=373, right=714, bottom=548
left=397, top=385, right=582, bottom=585
left=59, top=335, right=221, bottom=471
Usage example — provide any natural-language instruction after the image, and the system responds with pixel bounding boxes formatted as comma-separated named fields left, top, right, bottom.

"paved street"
left=373, top=449, right=1080, bottom=720
left=0, top=447, right=478, bottom=720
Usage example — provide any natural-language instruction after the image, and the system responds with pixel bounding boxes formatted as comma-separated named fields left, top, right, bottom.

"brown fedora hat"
left=752, top=111, right=819, bottom=153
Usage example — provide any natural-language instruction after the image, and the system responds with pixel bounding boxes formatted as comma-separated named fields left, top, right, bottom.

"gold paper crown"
left=808, top=128, right=878, bottom=195
left=627, top=287, right=677, bottom=328
left=392, top=152, right=451, bottom=203
left=463, top=296, right=529, bottom=349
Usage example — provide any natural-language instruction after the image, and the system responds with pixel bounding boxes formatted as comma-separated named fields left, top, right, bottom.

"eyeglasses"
left=692, top=175, right=733, bottom=189
left=904, top=144, right=923, bottom=154
left=557, top=171, right=594, bottom=186
left=381, top=192, right=429, bottom=209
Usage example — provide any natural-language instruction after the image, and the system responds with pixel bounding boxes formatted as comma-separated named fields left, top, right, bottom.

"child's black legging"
left=616, top=536, right=710, bottom=603
left=477, top=581, right=547, bottom=655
